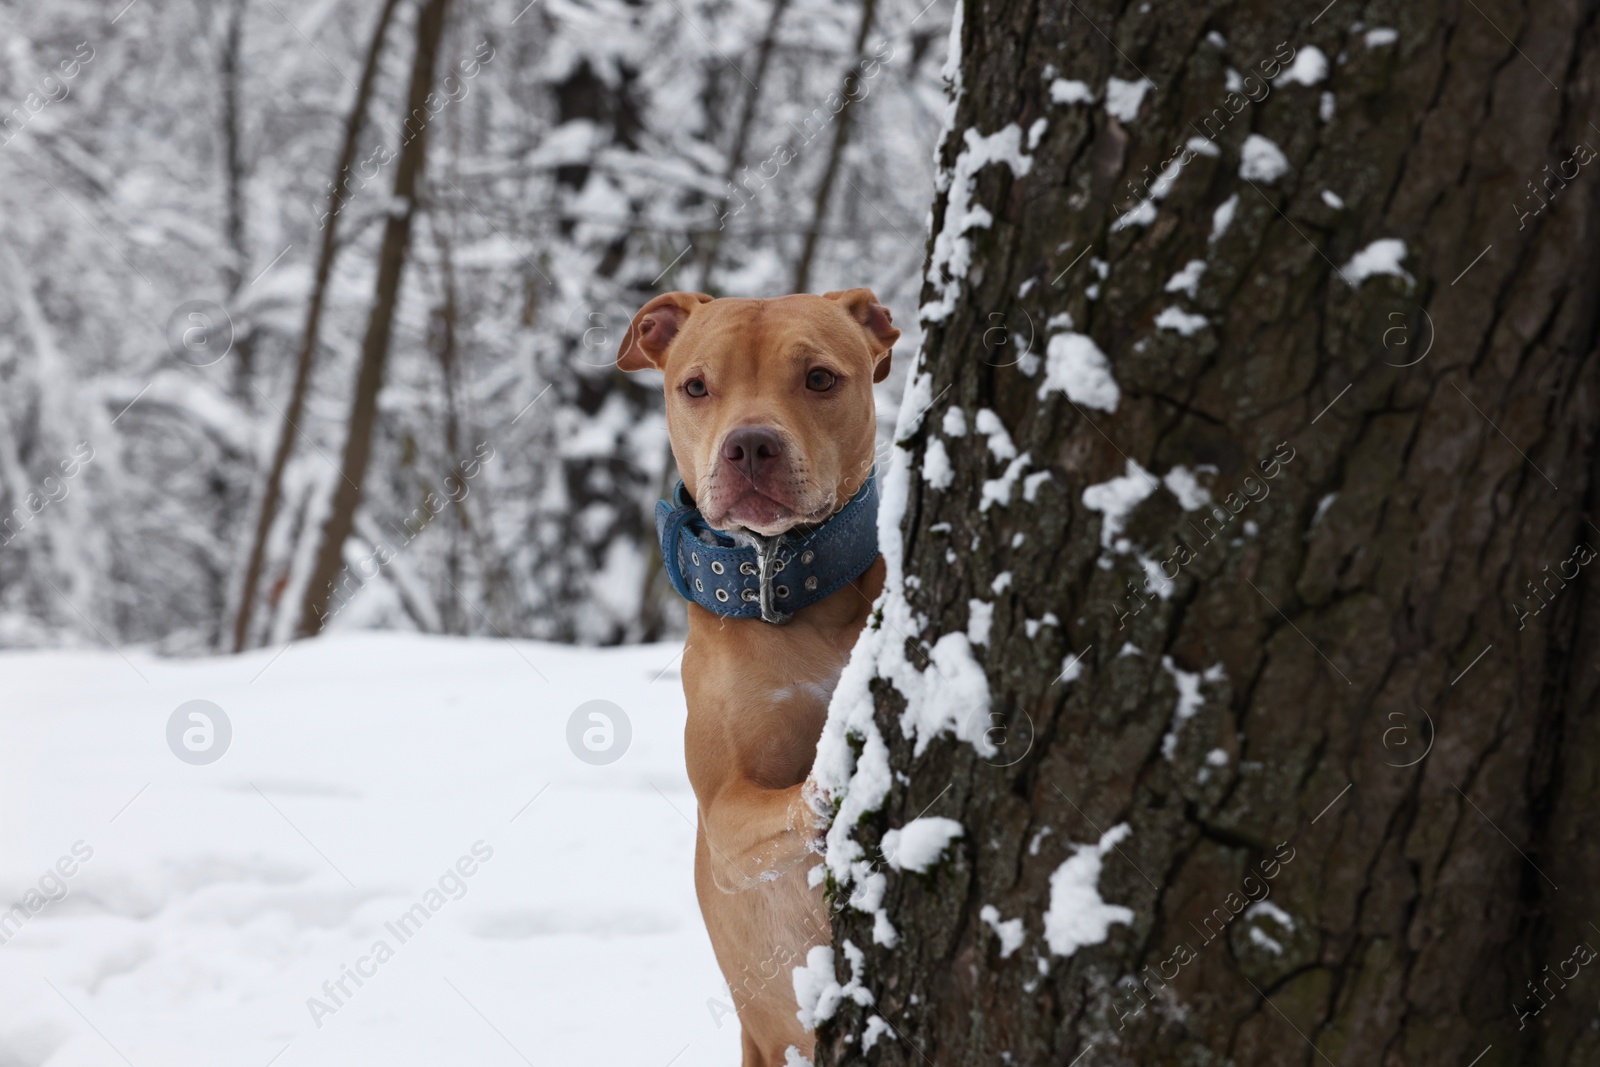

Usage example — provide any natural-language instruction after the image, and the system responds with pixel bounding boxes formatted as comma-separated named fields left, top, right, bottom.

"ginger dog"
left=617, top=290, right=898, bottom=1065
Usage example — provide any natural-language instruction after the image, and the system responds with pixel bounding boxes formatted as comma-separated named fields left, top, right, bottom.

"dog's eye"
left=805, top=368, right=836, bottom=392
left=683, top=377, right=708, bottom=398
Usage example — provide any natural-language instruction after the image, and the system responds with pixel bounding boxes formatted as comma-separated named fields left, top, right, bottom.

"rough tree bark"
left=297, top=0, right=451, bottom=637
left=231, top=0, right=402, bottom=651
left=817, top=1, right=1600, bottom=1066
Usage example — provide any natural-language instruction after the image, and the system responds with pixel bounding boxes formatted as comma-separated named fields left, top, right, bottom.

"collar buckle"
left=751, top=533, right=792, bottom=625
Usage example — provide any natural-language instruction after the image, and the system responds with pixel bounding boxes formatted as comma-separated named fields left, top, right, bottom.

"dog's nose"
left=721, top=426, right=786, bottom=481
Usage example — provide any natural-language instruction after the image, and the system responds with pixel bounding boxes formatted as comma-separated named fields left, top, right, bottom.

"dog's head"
left=616, top=289, right=899, bottom=536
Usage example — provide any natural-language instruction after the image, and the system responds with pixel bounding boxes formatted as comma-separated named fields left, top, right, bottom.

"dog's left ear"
left=825, top=288, right=900, bottom=383
left=617, top=291, right=713, bottom=371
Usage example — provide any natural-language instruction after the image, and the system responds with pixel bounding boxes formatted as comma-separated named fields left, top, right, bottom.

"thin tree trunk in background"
left=432, top=223, right=470, bottom=634
left=790, top=0, right=876, bottom=294
left=818, top=1, right=1600, bottom=1064
left=220, top=0, right=248, bottom=299
left=231, top=0, right=401, bottom=652
left=430, top=244, right=502, bottom=634
left=688, top=0, right=791, bottom=289
left=216, top=0, right=254, bottom=641
left=297, top=0, right=452, bottom=637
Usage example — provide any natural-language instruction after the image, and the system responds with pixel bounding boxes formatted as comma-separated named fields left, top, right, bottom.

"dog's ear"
left=617, top=291, right=713, bottom=371
left=824, top=288, right=900, bottom=383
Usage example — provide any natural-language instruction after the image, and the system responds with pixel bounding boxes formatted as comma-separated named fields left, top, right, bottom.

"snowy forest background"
left=0, top=0, right=948, bottom=652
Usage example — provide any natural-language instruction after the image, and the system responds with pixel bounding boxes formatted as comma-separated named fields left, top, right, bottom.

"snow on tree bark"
left=815, top=1, right=1600, bottom=1065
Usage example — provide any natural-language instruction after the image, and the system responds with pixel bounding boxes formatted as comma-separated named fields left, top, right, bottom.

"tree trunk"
left=220, top=0, right=249, bottom=300
left=297, top=0, right=451, bottom=637
left=816, top=2, right=1600, bottom=1066
left=231, top=0, right=402, bottom=651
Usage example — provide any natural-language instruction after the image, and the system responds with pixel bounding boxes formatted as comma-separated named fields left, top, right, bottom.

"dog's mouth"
left=710, top=487, right=806, bottom=536
left=700, top=477, right=829, bottom=537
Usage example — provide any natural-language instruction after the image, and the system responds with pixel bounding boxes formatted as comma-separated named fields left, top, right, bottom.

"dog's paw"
left=796, top=777, right=832, bottom=852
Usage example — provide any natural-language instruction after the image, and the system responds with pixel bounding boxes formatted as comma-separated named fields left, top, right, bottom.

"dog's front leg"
left=682, top=641, right=835, bottom=894
left=698, top=777, right=824, bottom=893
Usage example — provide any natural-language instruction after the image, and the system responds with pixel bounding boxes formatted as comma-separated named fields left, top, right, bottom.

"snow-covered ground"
left=0, top=633, right=741, bottom=1067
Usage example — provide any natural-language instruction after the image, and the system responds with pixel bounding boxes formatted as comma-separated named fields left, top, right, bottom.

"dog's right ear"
left=824, top=288, right=900, bottom=383
left=617, top=291, right=713, bottom=371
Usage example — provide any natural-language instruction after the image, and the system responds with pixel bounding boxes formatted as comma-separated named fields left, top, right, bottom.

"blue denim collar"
left=654, top=471, right=879, bottom=624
